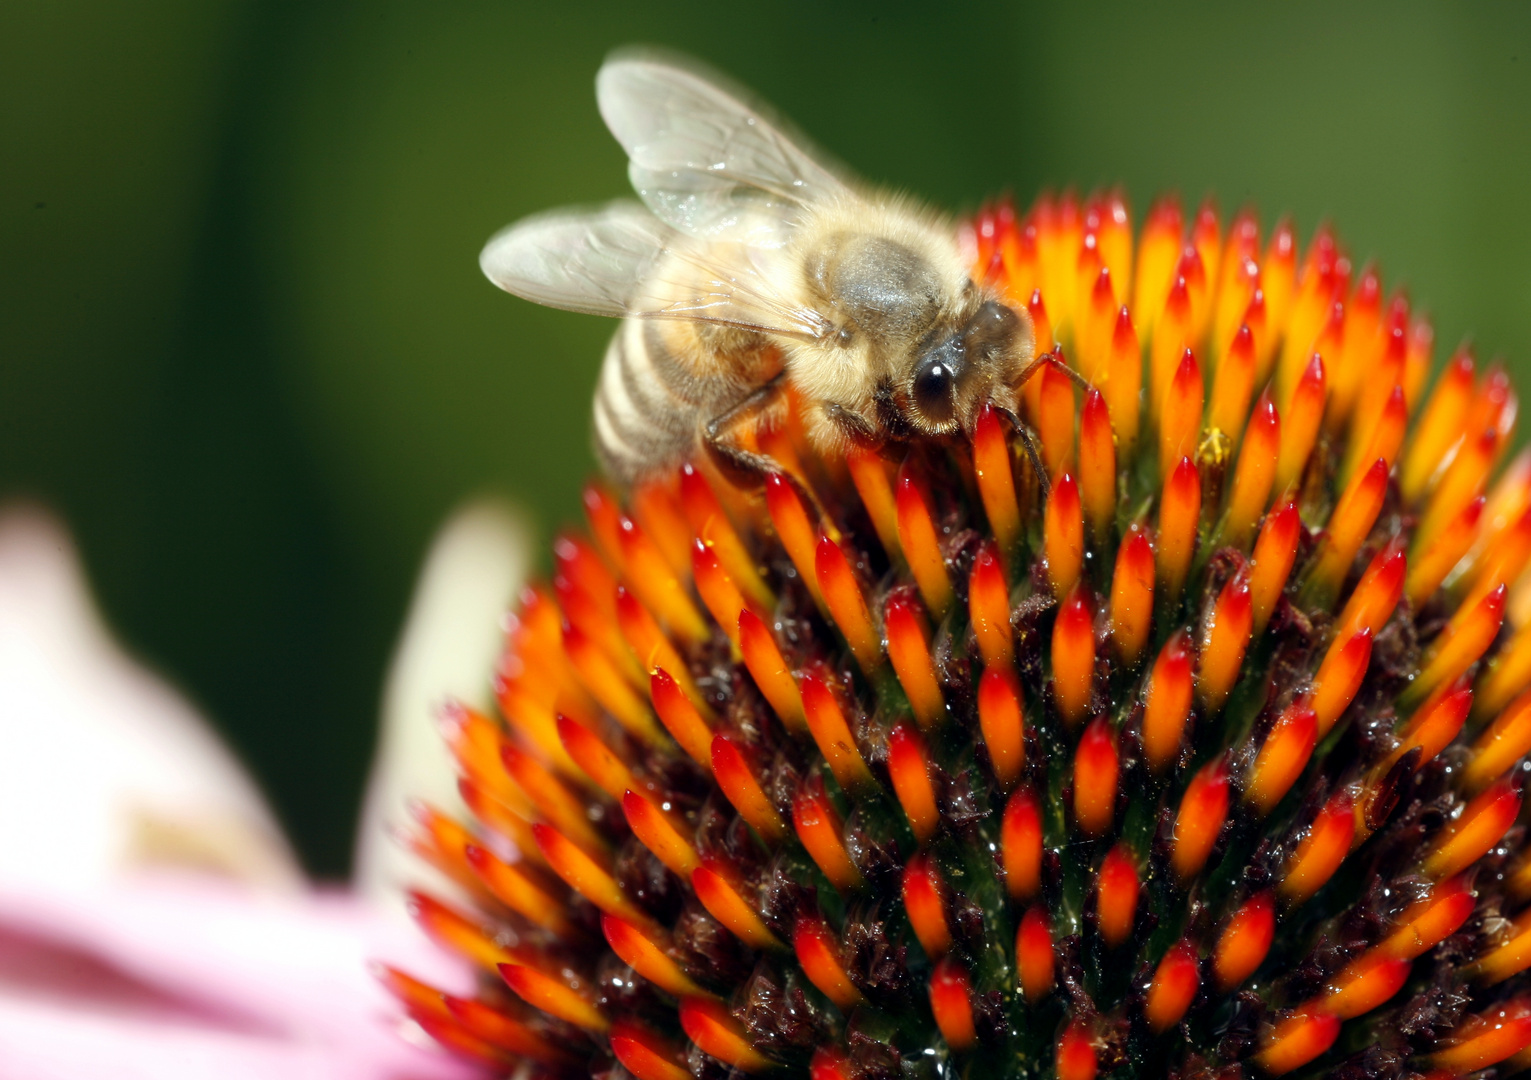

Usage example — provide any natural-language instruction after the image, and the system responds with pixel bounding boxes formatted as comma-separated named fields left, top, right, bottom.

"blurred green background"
left=7, top=0, right=1531, bottom=876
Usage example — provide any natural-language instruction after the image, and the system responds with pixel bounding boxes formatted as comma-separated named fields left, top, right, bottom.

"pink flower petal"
left=0, top=875, right=482, bottom=1080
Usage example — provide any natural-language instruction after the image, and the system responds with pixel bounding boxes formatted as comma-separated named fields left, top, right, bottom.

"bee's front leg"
left=821, top=401, right=888, bottom=453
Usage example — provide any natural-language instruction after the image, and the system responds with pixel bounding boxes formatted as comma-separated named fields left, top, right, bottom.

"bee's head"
left=797, top=229, right=1034, bottom=449
left=904, top=297, right=1034, bottom=435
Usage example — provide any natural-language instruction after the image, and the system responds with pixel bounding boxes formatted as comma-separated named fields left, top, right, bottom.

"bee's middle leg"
left=703, top=376, right=846, bottom=529
left=703, top=374, right=793, bottom=487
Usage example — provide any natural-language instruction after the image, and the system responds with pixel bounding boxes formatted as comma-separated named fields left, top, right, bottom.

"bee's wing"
left=480, top=201, right=665, bottom=318
left=480, top=200, right=834, bottom=340
left=597, top=48, right=853, bottom=244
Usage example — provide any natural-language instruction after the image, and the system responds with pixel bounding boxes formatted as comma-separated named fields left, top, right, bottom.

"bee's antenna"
left=1015, top=350, right=1096, bottom=396
left=1052, top=359, right=1096, bottom=395
left=995, top=403, right=1049, bottom=502
left=1012, top=353, right=1050, bottom=389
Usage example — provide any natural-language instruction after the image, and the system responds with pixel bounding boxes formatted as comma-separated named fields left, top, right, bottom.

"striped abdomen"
left=592, top=315, right=774, bottom=485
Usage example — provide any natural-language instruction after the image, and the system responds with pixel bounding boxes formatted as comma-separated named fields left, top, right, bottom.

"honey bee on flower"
left=480, top=47, right=1047, bottom=487
left=391, top=45, right=1531, bottom=1080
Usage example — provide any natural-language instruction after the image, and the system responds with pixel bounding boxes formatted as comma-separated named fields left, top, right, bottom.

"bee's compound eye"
left=912, top=353, right=958, bottom=424
left=964, top=300, right=1022, bottom=360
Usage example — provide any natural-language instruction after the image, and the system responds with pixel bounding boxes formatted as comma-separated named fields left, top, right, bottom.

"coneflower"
left=383, top=190, right=1531, bottom=1080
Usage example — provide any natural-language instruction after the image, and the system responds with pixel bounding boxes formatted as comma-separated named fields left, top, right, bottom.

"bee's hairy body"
left=592, top=242, right=782, bottom=484
left=482, top=50, right=1036, bottom=486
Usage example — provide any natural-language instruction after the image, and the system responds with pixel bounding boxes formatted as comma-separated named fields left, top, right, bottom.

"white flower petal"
left=354, top=499, right=531, bottom=905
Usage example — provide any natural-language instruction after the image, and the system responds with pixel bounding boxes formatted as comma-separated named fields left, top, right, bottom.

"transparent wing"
left=480, top=201, right=665, bottom=318
left=479, top=200, right=833, bottom=340
left=597, top=48, right=853, bottom=242
left=635, top=238, right=833, bottom=338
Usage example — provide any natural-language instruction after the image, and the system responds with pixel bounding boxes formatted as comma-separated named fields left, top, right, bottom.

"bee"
left=480, top=47, right=1042, bottom=487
